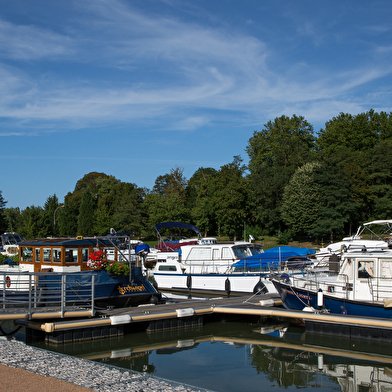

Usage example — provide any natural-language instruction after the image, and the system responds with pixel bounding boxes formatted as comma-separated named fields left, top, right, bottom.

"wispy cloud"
left=0, top=0, right=391, bottom=137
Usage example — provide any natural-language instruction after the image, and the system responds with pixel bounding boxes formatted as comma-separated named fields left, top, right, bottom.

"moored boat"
left=152, top=242, right=316, bottom=297
left=315, top=220, right=392, bottom=263
left=271, top=247, right=392, bottom=318
left=0, top=234, right=161, bottom=308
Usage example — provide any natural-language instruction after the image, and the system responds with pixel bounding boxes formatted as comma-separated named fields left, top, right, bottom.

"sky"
left=1, top=0, right=392, bottom=209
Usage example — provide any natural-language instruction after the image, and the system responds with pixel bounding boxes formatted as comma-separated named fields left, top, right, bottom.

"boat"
left=148, top=221, right=264, bottom=274
left=150, top=222, right=316, bottom=296
left=0, top=234, right=161, bottom=308
left=316, top=220, right=392, bottom=263
left=0, top=232, right=24, bottom=257
left=271, top=247, right=392, bottom=318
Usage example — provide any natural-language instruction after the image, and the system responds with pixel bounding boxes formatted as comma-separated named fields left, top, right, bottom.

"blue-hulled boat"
left=271, top=247, right=392, bottom=319
left=0, top=234, right=161, bottom=308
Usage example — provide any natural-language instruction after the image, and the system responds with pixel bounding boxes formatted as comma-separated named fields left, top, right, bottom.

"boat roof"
left=363, top=220, right=392, bottom=226
left=19, top=237, right=115, bottom=247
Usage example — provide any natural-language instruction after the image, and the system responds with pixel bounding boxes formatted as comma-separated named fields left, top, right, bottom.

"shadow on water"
left=1, top=316, right=389, bottom=392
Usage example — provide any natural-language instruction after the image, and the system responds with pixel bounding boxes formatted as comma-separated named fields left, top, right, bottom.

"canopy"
left=155, top=222, right=201, bottom=236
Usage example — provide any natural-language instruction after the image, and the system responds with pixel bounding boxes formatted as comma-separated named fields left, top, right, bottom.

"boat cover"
left=232, top=246, right=315, bottom=269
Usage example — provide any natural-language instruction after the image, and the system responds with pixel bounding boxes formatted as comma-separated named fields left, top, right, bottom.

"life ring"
left=5, top=276, right=11, bottom=288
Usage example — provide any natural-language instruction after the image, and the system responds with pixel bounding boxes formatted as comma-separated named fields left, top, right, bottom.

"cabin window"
left=358, top=260, right=374, bottom=278
left=158, top=265, right=177, bottom=271
left=187, top=247, right=211, bottom=261
left=381, top=260, right=392, bottom=278
left=82, top=248, right=89, bottom=263
left=65, top=248, right=78, bottom=263
left=43, top=248, right=51, bottom=263
left=52, top=248, right=61, bottom=263
left=35, top=248, right=41, bottom=263
left=105, top=247, right=116, bottom=262
left=21, top=247, right=33, bottom=262
left=212, top=249, right=219, bottom=260
left=222, top=247, right=232, bottom=259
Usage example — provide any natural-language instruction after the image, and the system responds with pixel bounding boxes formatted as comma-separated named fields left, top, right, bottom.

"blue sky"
left=1, top=0, right=392, bottom=209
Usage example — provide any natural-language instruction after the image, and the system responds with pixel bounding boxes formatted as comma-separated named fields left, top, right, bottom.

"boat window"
left=186, top=247, right=211, bottom=261
left=43, top=248, right=51, bottom=263
left=158, top=265, right=177, bottom=271
left=222, top=247, right=233, bottom=259
left=105, top=247, right=116, bottom=261
left=21, top=247, right=33, bottom=262
left=358, top=260, right=374, bottom=278
left=52, top=248, right=61, bottom=263
left=212, top=249, right=219, bottom=260
left=65, top=248, right=78, bottom=263
left=35, top=248, right=40, bottom=263
left=82, top=248, right=89, bottom=263
left=381, top=260, right=392, bottom=278
left=249, top=245, right=264, bottom=255
left=232, top=246, right=252, bottom=259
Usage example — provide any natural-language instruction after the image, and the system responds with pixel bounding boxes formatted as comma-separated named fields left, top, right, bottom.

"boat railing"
left=0, top=271, right=95, bottom=318
left=186, top=258, right=236, bottom=274
left=368, top=276, right=392, bottom=301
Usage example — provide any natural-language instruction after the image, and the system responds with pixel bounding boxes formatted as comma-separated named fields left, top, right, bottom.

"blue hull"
left=272, top=279, right=392, bottom=319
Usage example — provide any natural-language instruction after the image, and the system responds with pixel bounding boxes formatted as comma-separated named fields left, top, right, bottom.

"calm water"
left=17, top=318, right=392, bottom=392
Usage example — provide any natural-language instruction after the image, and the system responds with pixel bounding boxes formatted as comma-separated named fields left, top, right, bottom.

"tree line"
left=1, top=109, right=392, bottom=243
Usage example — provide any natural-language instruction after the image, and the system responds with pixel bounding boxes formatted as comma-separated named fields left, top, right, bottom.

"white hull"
left=153, top=271, right=276, bottom=296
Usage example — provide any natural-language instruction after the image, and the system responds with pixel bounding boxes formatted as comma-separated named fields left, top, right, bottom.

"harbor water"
left=11, top=316, right=392, bottom=392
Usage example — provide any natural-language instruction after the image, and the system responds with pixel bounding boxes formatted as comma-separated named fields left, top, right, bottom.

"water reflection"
left=22, top=320, right=392, bottom=392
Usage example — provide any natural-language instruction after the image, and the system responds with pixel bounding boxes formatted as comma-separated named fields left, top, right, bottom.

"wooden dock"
left=8, top=294, right=392, bottom=343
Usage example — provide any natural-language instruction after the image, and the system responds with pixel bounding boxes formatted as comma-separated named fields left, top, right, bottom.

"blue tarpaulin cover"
left=232, top=246, right=315, bottom=269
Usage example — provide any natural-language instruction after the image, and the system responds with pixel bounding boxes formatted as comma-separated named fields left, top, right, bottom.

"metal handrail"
left=0, top=271, right=95, bottom=319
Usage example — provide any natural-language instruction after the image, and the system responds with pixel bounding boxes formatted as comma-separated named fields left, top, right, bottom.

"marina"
left=3, top=227, right=392, bottom=391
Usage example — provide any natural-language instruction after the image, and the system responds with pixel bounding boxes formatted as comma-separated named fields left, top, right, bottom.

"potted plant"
left=106, top=262, right=130, bottom=276
left=87, top=250, right=109, bottom=270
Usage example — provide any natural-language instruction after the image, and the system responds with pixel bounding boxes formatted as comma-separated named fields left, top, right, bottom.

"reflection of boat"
left=0, top=232, right=24, bottom=257
left=316, top=220, right=392, bottom=263
left=0, top=234, right=161, bottom=308
left=33, top=321, right=392, bottom=392
left=271, top=247, right=392, bottom=318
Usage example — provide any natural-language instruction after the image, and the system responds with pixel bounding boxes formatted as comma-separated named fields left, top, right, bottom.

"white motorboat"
left=315, top=220, right=392, bottom=263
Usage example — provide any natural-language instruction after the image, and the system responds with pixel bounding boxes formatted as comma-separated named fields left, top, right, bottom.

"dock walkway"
left=3, top=293, right=392, bottom=342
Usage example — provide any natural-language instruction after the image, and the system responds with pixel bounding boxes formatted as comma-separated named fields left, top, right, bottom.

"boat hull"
left=271, top=278, right=392, bottom=319
left=153, top=272, right=276, bottom=296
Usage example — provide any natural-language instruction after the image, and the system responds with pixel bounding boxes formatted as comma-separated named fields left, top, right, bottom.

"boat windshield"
left=232, top=244, right=263, bottom=259
left=1, top=233, right=24, bottom=245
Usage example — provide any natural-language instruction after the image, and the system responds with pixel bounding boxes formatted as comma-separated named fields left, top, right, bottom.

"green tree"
left=317, top=110, right=382, bottom=153
left=366, top=139, right=392, bottom=219
left=146, top=167, right=189, bottom=231
left=311, top=149, right=359, bottom=241
left=77, top=188, right=95, bottom=236
left=4, top=207, right=22, bottom=233
left=0, top=191, right=7, bottom=233
left=246, top=115, right=315, bottom=234
left=43, top=194, right=61, bottom=236
left=281, top=162, right=323, bottom=236
left=212, top=156, right=249, bottom=240
left=188, top=168, right=218, bottom=237
left=19, top=206, right=46, bottom=239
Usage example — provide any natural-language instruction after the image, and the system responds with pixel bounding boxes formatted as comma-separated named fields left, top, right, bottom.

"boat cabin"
left=18, top=237, right=121, bottom=273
